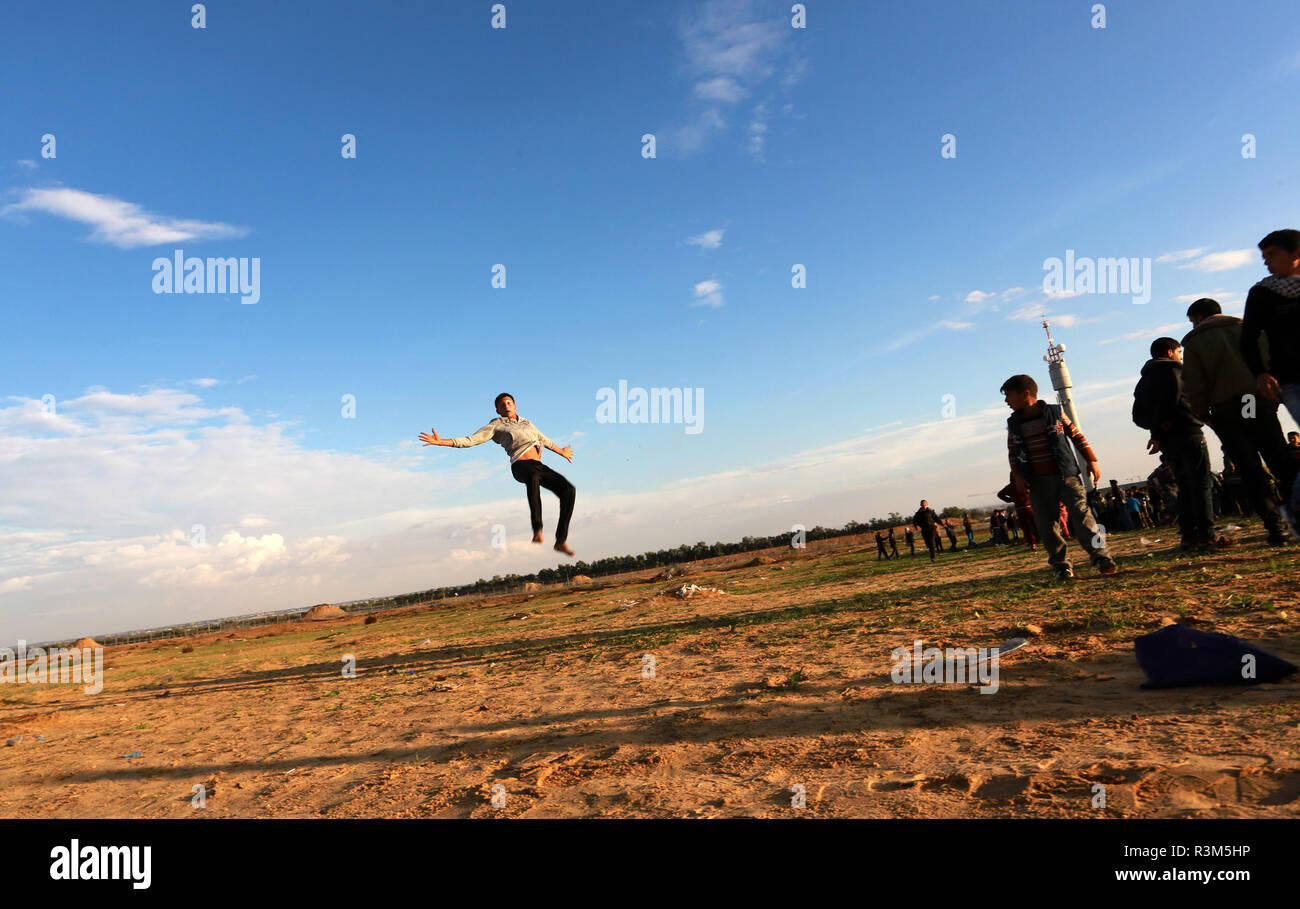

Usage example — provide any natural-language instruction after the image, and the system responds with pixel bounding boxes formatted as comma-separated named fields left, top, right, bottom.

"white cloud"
left=693, top=76, right=746, bottom=103
left=939, top=320, right=973, bottom=331
left=660, top=0, right=796, bottom=158
left=1, top=187, right=247, bottom=248
left=928, top=294, right=941, bottom=302
left=965, top=290, right=993, bottom=303
left=685, top=228, right=725, bottom=249
left=1176, top=249, right=1256, bottom=273
left=691, top=279, right=724, bottom=307
left=1155, top=248, right=1205, bottom=264
left=1008, top=302, right=1047, bottom=321
left=16, top=160, right=37, bottom=171
left=1098, top=322, right=1189, bottom=345
left=746, top=103, right=770, bottom=161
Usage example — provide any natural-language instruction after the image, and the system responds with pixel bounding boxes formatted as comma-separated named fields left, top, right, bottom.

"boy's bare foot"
left=554, top=542, right=574, bottom=557
left=532, top=531, right=544, bottom=544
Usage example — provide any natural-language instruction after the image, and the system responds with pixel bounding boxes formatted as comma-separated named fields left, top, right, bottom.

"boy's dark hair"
left=1151, top=337, right=1180, bottom=359
left=493, top=392, right=515, bottom=409
left=1186, top=297, right=1221, bottom=319
left=999, top=374, right=1038, bottom=396
left=1258, top=229, right=1300, bottom=255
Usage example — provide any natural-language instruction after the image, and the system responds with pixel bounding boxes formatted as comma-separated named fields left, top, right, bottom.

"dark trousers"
left=510, top=459, right=575, bottom=544
left=920, top=528, right=938, bottom=560
left=1209, top=401, right=1291, bottom=535
left=1160, top=431, right=1214, bottom=542
left=1027, top=473, right=1112, bottom=571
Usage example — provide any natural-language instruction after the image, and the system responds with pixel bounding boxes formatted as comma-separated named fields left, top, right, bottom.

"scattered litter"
left=611, top=600, right=639, bottom=613
left=1138, top=537, right=1163, bottom=546
left=35, top=736, right=44, bottom=744
left=122, top=751, right=143, bottom=759
left=431, top=682, right=459, bottom=692
left=504, top=612, right=530, bottom=621
left=5, top=737, right=21, bottom=747
left=420, top=638, right=432, bottom=645
left=285, top=768, right=298, bottom=775
left=1221, top=525, right=1241, bottom=533
left=408, top=670, right=416, bottom=675
left=670, top=584, right=723, bottom=599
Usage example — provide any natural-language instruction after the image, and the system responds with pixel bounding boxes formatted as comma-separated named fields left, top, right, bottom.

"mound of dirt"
left=305, top=604, right=346, bottom=621
left=651, top=565, right=689, bottom=581
left=72, top=638, right=101, bottom=649
left=523, top=582, right=541, bottom=592
left=745, top=556, right=776, bottom=567
left=571, top=575, right=592, bottom=584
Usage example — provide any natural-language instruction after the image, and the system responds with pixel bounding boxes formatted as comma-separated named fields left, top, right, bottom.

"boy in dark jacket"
left=1132, top=337, right=1215, bottom=550
left=1001, top=374, right=1118, bottom=579
left=911, top=500, right=942, bottom=562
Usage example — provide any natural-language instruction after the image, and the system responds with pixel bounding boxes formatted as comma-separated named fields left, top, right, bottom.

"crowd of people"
left=883, top=229, right=1300, bottom=581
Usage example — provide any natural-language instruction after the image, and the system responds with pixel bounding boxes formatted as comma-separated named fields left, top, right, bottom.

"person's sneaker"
left=1097, top=559, right=1119, bottom=576
left=1054, top=567, right=1075, bottom=581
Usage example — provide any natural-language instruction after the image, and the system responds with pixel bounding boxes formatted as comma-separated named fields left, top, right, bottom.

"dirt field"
left=2, top=523, right=1297, bottom=818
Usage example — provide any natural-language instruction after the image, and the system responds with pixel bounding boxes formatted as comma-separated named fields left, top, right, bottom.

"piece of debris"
left=5, top=737, right=21, bottom=747
left=122, top=751, right=143, bottom=759
left=364, top=615, right=378, bottom=625
left=1023, top=624, right=1043, bottom=636
left=155, top=690, right=171, bottom=698
left=670, top=584, right=723, bottom=599
left=431, top=682, right=459, bottom=692
left=504, top=612, right=530, bottom=621
left=420, top=638, right=432, bottom=645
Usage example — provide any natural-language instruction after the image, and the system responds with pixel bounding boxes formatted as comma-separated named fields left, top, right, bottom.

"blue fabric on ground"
left=1134, top=624, right=1297, bottom=689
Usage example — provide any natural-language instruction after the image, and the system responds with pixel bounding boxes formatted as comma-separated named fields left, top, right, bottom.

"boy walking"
left=1183, top=296, right=1295, bottom=544
left=1001, top=375, right=1118, bottom=579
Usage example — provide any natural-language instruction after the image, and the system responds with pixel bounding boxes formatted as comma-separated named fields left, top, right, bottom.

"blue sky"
left=2, top=0, right=1297, bottom=641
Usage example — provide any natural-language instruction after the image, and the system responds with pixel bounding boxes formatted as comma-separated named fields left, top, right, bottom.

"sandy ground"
left=1, top=524, right=1297, bottom=818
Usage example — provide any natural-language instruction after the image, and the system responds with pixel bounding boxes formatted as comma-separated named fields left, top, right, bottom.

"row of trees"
left=349, top=505, right=998, bottom=610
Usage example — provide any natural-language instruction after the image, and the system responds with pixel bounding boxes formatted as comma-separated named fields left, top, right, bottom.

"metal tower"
left=1042, top=320, right=1092, bottom=491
